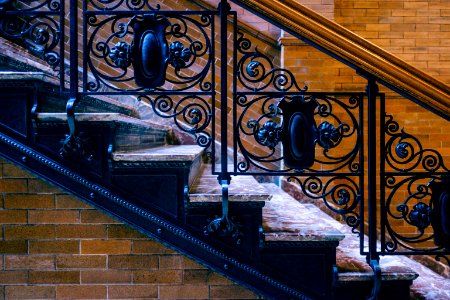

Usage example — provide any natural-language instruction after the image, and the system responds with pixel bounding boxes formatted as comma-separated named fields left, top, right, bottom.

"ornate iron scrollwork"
left=383, top=114, right=450, bottom=258
left=278, top=96, right=318, bottom=170
left=86, top=12, right=212, bottom=92
left=0, top=14, right=61, bottom=70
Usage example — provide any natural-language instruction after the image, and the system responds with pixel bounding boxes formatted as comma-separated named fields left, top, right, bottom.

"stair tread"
left=112, top=145, right=204, bottom=162
left=36, top=112, right=169, bottom=131
left=189, top=166, right=271, bottom=202
left=284, top=199, right=449, bottom=298
left=261, top=183, right=345, bottom=242
left=0, top=72, right=139, bottom=118
left=0, top=71, right=59, bottom=85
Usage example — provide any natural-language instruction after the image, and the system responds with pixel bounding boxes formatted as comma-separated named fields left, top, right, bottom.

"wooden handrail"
left=232, top=0, right=450, bottom=118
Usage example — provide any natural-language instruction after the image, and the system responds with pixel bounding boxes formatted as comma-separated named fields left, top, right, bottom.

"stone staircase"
left=1, top=42, right=449, bottom=300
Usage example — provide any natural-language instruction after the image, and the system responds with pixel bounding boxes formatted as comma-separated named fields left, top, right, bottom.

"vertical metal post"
left=204, top=1, right=239, bottom=243
left=60, top=0, right=79, bottom=157
left=367, top=77, right=381, bottom=300
left=220, top=0, right=229, bottom=180
left=219, top=0, right=231, bottom=218
left=67, top=0, right=78, bottom=138
left=59, top=0, right=65, bottom=94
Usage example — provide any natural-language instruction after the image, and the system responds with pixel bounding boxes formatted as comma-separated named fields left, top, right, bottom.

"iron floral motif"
left=407, top=202, right=431, bottom=231
left=109, top=41, right=131, bottom=69
left=168, top=41, right=192, bottom=70
left=317, top=121, right=343, bottom=150
left=254, top=120, right=282, bottom=150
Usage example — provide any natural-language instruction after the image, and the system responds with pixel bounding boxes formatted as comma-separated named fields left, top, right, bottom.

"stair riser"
left=261, top=243, right=338, bottom=300
left=187, top=202, right=264, bottom=261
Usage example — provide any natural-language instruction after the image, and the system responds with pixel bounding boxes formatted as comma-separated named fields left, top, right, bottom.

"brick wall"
left=280, top=0, right=450, bottom=249
left=0, top=156, right=260, bottom=299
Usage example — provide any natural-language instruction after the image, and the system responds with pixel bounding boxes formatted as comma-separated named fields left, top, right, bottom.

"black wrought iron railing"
left=1, top=0, right=449, bottom=297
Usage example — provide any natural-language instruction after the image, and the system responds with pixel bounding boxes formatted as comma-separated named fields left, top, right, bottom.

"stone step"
left=35, top=112, right=169, bottom=151
left=0, top=71, right=138, bottom=117
left=261, top=183, right=344, bottom=243
left=188, top=165, right=272, bottom=203
left=285, top=191, right=444, bottom=299
left=111, top=144, right=205, bottom=187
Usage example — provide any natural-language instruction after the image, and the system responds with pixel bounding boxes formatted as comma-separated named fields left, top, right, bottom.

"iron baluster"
left=366, top=77, right=381, bottom=300
left=204, top=0, right=241, bottom=243
left=60, top=0, right=80, bottom=160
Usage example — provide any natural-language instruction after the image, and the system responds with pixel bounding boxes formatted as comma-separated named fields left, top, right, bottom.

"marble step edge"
left=335, top=269, right=418, bottom=284
left=0, top=72, right=138, bottom=118
left=0, top=71, right=59, bottom=85
left=261, top=183, right=345, bottom=243
left=36, top=112, right=170, bottom=151
left=35, top=112, right=170, bottom=132
left=111, top=145, right=205, bottom=187
left=188, top=165, right=272, bottom=203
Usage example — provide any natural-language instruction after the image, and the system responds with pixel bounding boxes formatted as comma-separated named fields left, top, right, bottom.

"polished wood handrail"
left=232, top=0, right=450, bottom=118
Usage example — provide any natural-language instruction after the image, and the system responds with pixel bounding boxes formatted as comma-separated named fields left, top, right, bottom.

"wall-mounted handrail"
left=232, top=0, right=450, bottom=118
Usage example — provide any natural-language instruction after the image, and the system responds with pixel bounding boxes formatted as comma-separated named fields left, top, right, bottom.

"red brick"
left=29, top=240, right=79, bottom=254
left=133, top=270, right=182, bottom=284
left=159, top=255, right=183, bottom=269
left=55, top=194, right=91, bottom=209
left=3, top=194, right=54, bottom=209
left=56, top=224, right=107, bottom=238
left=80, top=210, right=121, bottom=224
left=0, top=179, right=28, bottom=193
left=0, top=210, right=27, bottom=224
left=5, top=286, right=56, bottom=299
left=29, top=271, right=80, bottom=284
left=4, top=225, right=54, bottom=239
left=28, top=210, right=80, bottom=224
left=108, top=285, right=158, bottom=299
left=4, top=255, right=54, bottom=270
left=2, top=164, right=32, bottom=178
left=108, top=255, right=158, bottom=269
left=0, top=271, right=28, bottom=284
left=56, top=285, right=106, bottom=299
left=0, top=241, right=28, bottom=254
left=209, top=285, right=260, bottom=299
left=56, top=255, right=106, bottom=269
left=183, top=257, right=208, bottom=269
left=132, top=240, right=177, bottom=254
left=81, top=240, right=131, bottom=254
left=81, top=270, right=132, bottom=283
left=27, top=179, right=60, bottom=193
left=107, top=224, right=147, bottom=239
left=159, top=285, right=209, bottom=299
